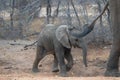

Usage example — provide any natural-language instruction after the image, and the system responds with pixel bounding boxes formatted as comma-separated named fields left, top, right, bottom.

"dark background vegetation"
left=0, top=0, right=110, bottom=44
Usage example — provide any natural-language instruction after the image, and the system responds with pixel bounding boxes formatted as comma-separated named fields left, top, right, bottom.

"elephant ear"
left=56, top=25, right=71, bottom=48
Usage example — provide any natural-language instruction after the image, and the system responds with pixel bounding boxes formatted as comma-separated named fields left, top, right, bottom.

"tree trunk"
left=10, top=0, right=15, bottom=29
left=105, top=0, right=120, bottom=77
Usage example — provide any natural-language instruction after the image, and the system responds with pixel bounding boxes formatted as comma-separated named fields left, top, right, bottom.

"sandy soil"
left=0, top=40, right=119, bottom=80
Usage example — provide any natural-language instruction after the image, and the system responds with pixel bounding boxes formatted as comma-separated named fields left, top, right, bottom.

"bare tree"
left=105, top=0, right=120, bottom=77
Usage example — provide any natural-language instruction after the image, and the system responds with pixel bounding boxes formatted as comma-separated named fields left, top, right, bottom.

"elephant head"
left=56, top=25, right=85, bottom=49
left=56, top=25, right=87, bottom=67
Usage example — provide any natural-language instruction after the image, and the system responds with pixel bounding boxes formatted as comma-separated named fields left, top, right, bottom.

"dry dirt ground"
left=0, top=40, right=119, bottom=80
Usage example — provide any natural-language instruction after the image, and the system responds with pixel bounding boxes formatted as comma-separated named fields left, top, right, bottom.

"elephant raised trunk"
left=69, top=2, right=109, bottom=38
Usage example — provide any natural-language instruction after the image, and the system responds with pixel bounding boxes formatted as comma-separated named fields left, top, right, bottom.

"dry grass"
left=0, top=40, right=112, bottom=77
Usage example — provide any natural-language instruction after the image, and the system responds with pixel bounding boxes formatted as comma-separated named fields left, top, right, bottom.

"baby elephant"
left=32, top=24, right=87, bottom=77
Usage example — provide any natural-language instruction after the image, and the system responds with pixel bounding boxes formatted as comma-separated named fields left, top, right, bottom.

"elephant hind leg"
left=32, top=45, right=45, bottom=72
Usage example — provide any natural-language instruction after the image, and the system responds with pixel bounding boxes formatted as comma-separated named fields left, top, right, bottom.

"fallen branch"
left=9, top=40, right=38, bottom=50
left=24, top=40, right=38, bottom=49
left=9, top=43, right=24, bottom=45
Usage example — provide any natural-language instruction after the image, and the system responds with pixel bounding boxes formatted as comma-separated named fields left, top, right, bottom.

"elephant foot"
left=66, top=64, right=72, bottom=72
left=52, top=67, right=59, bottom=72
left=52, top=64, right=59, bottom=72
left=104, top=70, right=120, bottom=77
left=32, top=68, right=40, bottom=73
left=59, top=72, right=68, bottom=77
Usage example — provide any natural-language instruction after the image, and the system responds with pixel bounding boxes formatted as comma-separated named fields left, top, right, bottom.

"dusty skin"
left=0, top=40, right=120, bottom=80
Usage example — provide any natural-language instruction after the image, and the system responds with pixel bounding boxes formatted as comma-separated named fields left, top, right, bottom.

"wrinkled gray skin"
left=32, top=24, right=87, bottom=77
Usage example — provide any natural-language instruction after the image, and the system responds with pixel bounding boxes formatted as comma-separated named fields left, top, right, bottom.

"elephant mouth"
left=77, top=46, right=81, bottom=48
left=76, top=45, right=81, bottom=48
left=73, top=44, right=81, bottom=48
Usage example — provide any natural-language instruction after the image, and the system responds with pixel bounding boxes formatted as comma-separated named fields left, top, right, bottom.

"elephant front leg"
left=52, top=54, right=59, bottom=72
left=64, top=48, right=73, bottom=72
left=55, top=47, right=67, bottom=77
